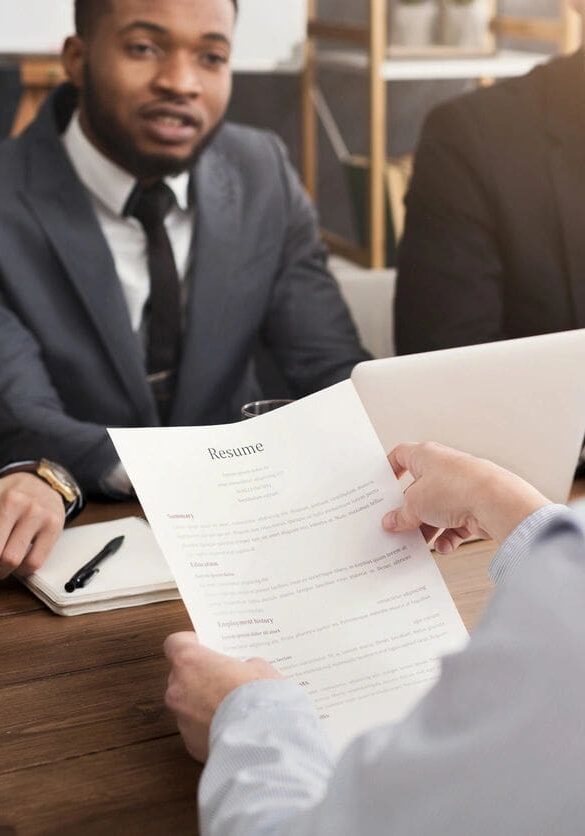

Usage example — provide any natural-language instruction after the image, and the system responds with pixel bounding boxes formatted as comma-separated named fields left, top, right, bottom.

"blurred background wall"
left=0, top=0, right=559, bottom=240
left=230, top=0, right=558, bottom=239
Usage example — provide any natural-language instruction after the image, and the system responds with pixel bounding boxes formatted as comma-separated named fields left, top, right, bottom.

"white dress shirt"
left=62, top=112, right=194, bottom=332
left=200, top=502, right=585, bottom=835
left=61, top=114, right=195, bottom=494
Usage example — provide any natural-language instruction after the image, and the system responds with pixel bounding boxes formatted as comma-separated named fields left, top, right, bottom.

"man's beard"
left=82, top=65, right=222, bottom=180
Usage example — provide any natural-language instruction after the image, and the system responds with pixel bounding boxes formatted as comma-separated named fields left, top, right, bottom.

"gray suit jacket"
left=0, top=85, right=368, bottom=493
left=200, top=504, right=585, bottom=835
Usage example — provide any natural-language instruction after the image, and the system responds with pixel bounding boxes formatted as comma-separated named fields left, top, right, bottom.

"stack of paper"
left=21, top=517, right=179, bottom=616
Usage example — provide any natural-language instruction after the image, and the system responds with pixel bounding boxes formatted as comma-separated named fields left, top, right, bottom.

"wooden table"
left=0, top=502, right=497, bottom=835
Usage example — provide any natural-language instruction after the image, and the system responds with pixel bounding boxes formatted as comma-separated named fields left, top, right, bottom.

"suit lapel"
left=172, top=142, right=241, bottom=422
left=544, top=52, right=585, bottom=328
left=21, top=96, right=156, bottom=422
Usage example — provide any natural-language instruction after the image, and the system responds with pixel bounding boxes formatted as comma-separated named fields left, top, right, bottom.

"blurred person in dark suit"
left=395, top=3, right=585, bottom=354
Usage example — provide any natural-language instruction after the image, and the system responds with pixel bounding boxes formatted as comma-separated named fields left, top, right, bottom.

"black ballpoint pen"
left=64, top=535, right=125, bottom=593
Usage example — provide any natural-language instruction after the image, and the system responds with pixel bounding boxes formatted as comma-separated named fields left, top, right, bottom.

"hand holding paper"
left=164, top=632, right=282, bottom=762
left=162, top=438, right=549, bottom=762
left=383, top=442, right=550, bottom=549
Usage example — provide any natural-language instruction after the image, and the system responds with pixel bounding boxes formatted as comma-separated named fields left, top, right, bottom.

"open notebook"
left=21, top=517, right=179, bottom=616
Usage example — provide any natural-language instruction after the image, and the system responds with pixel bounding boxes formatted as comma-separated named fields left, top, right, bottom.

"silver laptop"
left=351, top=329, right=585, bottom=503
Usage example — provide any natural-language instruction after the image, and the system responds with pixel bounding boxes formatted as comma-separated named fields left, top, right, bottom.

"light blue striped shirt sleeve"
left=200, top=503, right=585, bottom=836
left=489, top=503, right=570, bottom=584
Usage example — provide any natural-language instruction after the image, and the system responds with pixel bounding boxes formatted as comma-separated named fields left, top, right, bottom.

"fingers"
left=0, top=507, right=63, bottom=579
left=388, top=443, right=419, bottom=479
left=0, top=489, right=30, bottom=576
left=164, top=633, right=235, bottom=674
left=164, top=635, right=281, bottom=692
left=18, top=523, right=64, bottom=577
left=0, top=516, right=40, bottom=579
left=0, top=476, right=65, bottom=579
left=383, top=514, right=475, bottom=554
left=433, top=526, right=473, bottom=554
left=434, top=531, right=464, bottom=554
left=420, top=523, right=439, bottom=543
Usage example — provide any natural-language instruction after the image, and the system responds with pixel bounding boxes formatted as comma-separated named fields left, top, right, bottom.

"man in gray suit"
left=0, top=0, right=368, bottom=496
left=165, top=443, right=585, bottom=834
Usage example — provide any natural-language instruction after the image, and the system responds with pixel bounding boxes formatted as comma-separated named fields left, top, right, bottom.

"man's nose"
left=154, top=52, right=203, bottom=98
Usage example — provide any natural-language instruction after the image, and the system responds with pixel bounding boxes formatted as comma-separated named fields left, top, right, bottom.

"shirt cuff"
left=99, top=461, right=134, bottom=498
left=489, top=503, right=571, bottom=585
left=209, top=679, right=325, bottom=748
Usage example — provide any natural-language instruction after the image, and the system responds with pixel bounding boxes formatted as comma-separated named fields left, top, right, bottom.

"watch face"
left=46, top=462, right=75, bottom=490
left=37, top=459, right=79, bottom=504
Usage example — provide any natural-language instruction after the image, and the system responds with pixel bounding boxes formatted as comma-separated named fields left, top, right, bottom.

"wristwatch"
left=0, top=459, right=84, bottom=520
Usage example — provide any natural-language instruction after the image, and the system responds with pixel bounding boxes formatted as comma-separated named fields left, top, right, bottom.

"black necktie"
left=129, top=182, right=181, bottom=423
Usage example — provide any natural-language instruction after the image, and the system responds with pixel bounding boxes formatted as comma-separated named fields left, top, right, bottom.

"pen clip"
left=76, top=566, right=100, bottom=588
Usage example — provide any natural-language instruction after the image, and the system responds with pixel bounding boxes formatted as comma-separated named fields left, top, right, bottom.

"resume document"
left=110, top=380, right=468, bottom=750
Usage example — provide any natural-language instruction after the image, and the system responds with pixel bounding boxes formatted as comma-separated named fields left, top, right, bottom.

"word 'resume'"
left=208, top=443, right=265, bottom=461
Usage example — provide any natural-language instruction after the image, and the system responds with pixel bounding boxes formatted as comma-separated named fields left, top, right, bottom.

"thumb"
left=382, top=500, right=422, bottom=533
left=163, top=631, right=199, bottom=659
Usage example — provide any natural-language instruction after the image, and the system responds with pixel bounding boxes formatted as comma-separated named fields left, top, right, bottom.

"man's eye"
left=201, top=52, right=228, bottom=68
left=127, top=43, right=159, bottom=57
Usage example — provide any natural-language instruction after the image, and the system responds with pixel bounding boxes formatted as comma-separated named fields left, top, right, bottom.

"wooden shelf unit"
left=302, top=1, right=582, bottom=269
left=10, top=56, right=65, bottom=137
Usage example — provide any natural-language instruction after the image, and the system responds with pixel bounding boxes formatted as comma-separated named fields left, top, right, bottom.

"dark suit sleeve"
left=395, top=100, right=505, bottom=354
left=260, top=137, right=371, bottom=395
left=0, top=303, right=119, bottom=495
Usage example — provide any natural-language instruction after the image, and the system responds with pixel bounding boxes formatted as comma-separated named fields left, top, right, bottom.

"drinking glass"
left=240, top=399, right=294, bottom=419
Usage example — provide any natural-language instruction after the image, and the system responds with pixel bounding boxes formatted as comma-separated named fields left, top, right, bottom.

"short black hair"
left=75, top=0, right=238, bottom=37
left=74, top=0, right=109, bottom=35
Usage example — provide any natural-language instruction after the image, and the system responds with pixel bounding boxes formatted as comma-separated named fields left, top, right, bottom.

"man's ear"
left=62, top=36, right=86, bottom=89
